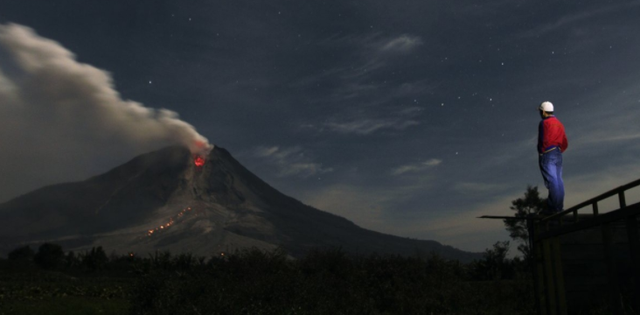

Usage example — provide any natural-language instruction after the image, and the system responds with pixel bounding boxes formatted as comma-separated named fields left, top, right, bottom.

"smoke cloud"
left=0, top=23, right=212, bottom=202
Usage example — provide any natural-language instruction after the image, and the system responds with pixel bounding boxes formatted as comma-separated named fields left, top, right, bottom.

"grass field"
left=0, top=265, right=132, bottom=315
left=1, top=248, right=537, bottom=315
left=1, top=296, right=129, bottom=315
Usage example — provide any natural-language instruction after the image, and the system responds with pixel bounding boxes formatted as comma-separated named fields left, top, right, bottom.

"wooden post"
left=551, top=237, right=567, bottom=315
left=626, top=215, right=640, bottom=313
left=530, top=216, right=544, bottom=315
left=618, top=192, right=626, bottom=208
left=536, top=239, right=548, bottom=315
left=543, top=239, right=557, bottom=314
left=601, top=223, right=623, bottom=314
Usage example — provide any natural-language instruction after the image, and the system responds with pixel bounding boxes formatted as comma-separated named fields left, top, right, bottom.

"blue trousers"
left=539, top=149, right=564, bottom=212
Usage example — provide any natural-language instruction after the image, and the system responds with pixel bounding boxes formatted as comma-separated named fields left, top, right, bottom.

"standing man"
left=538, top=101, right=568, bottom=215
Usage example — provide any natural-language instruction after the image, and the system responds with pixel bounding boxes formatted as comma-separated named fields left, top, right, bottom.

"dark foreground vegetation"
left=0, top=242, right=535, bottom=315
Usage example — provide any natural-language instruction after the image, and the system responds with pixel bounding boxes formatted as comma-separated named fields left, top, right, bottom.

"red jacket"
left=538, top=116, right=568, bottom=154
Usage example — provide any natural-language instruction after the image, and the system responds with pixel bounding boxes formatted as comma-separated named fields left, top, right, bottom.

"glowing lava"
left=194, top=156, right=205, bottom=167
left=147, top=207, right=193, bottom=236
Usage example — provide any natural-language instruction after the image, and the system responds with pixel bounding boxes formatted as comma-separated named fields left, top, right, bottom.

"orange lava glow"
left=194, top=156, right=205, bottom=167
left=146, top=206, right=195, bottom=236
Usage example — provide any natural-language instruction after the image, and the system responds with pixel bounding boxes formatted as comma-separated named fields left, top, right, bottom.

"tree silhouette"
left=81, top=246, right=109, bottom=271
left=504, top=186, right=546, bottom=259
left=66, top=250, right=80, bottom=269
left=34, top=243, right=65, bottom=270
left=471, top=241, right=513, bottom=280
left=8, top=245, right=34, bottom=262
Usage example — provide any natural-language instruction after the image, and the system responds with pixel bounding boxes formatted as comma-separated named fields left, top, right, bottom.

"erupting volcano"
left=0, top=145, right=479, bottom=262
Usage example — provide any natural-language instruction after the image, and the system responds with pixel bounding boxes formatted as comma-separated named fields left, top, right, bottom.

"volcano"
left=0, top=146, right=479, bottom=261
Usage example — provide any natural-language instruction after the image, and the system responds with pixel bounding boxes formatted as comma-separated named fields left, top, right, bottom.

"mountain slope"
left=0, top=146, right=479, bottom=262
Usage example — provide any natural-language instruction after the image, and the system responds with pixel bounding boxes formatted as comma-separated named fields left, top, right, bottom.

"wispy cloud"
left=391, top=159, right=442, bottom=176
left=292, top=32, right=431, bottom=137
left=315, top=32, right=426, bottom=83
left=520, top=1, right=640, bottom=38
left=319, top=106, right=423, bottom=135
left=379, top=34, right=423, bottom=53
left=326, top=117, right=420, bottom=135
left=563, top=82, right=640, bottom=154
left=319, top=32, right=422, bottom=53
left=253, top=146, right=333, bottom=178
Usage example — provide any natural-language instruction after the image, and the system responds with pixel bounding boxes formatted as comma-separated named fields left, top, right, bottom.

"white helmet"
left=539, top=101, right=554, bottom=112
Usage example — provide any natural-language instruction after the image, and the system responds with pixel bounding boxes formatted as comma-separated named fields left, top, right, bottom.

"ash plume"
left=0, top=23, right=212, bottom=201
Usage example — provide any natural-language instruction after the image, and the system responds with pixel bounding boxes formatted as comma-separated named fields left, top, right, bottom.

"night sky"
left=2, top=0, right=640, bottom=253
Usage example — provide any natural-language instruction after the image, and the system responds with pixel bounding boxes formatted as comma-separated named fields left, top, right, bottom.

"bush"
left=81, top=246, right=109, bottom=271
left=3, top=243, right=535, bottom=314
left=128, top=248, right=535, bottom=315
left=469, top=241, right=516, bottom=281
left=34, top=243, right=65, bottom=270
left=8, top=245, right=35, bottom=262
